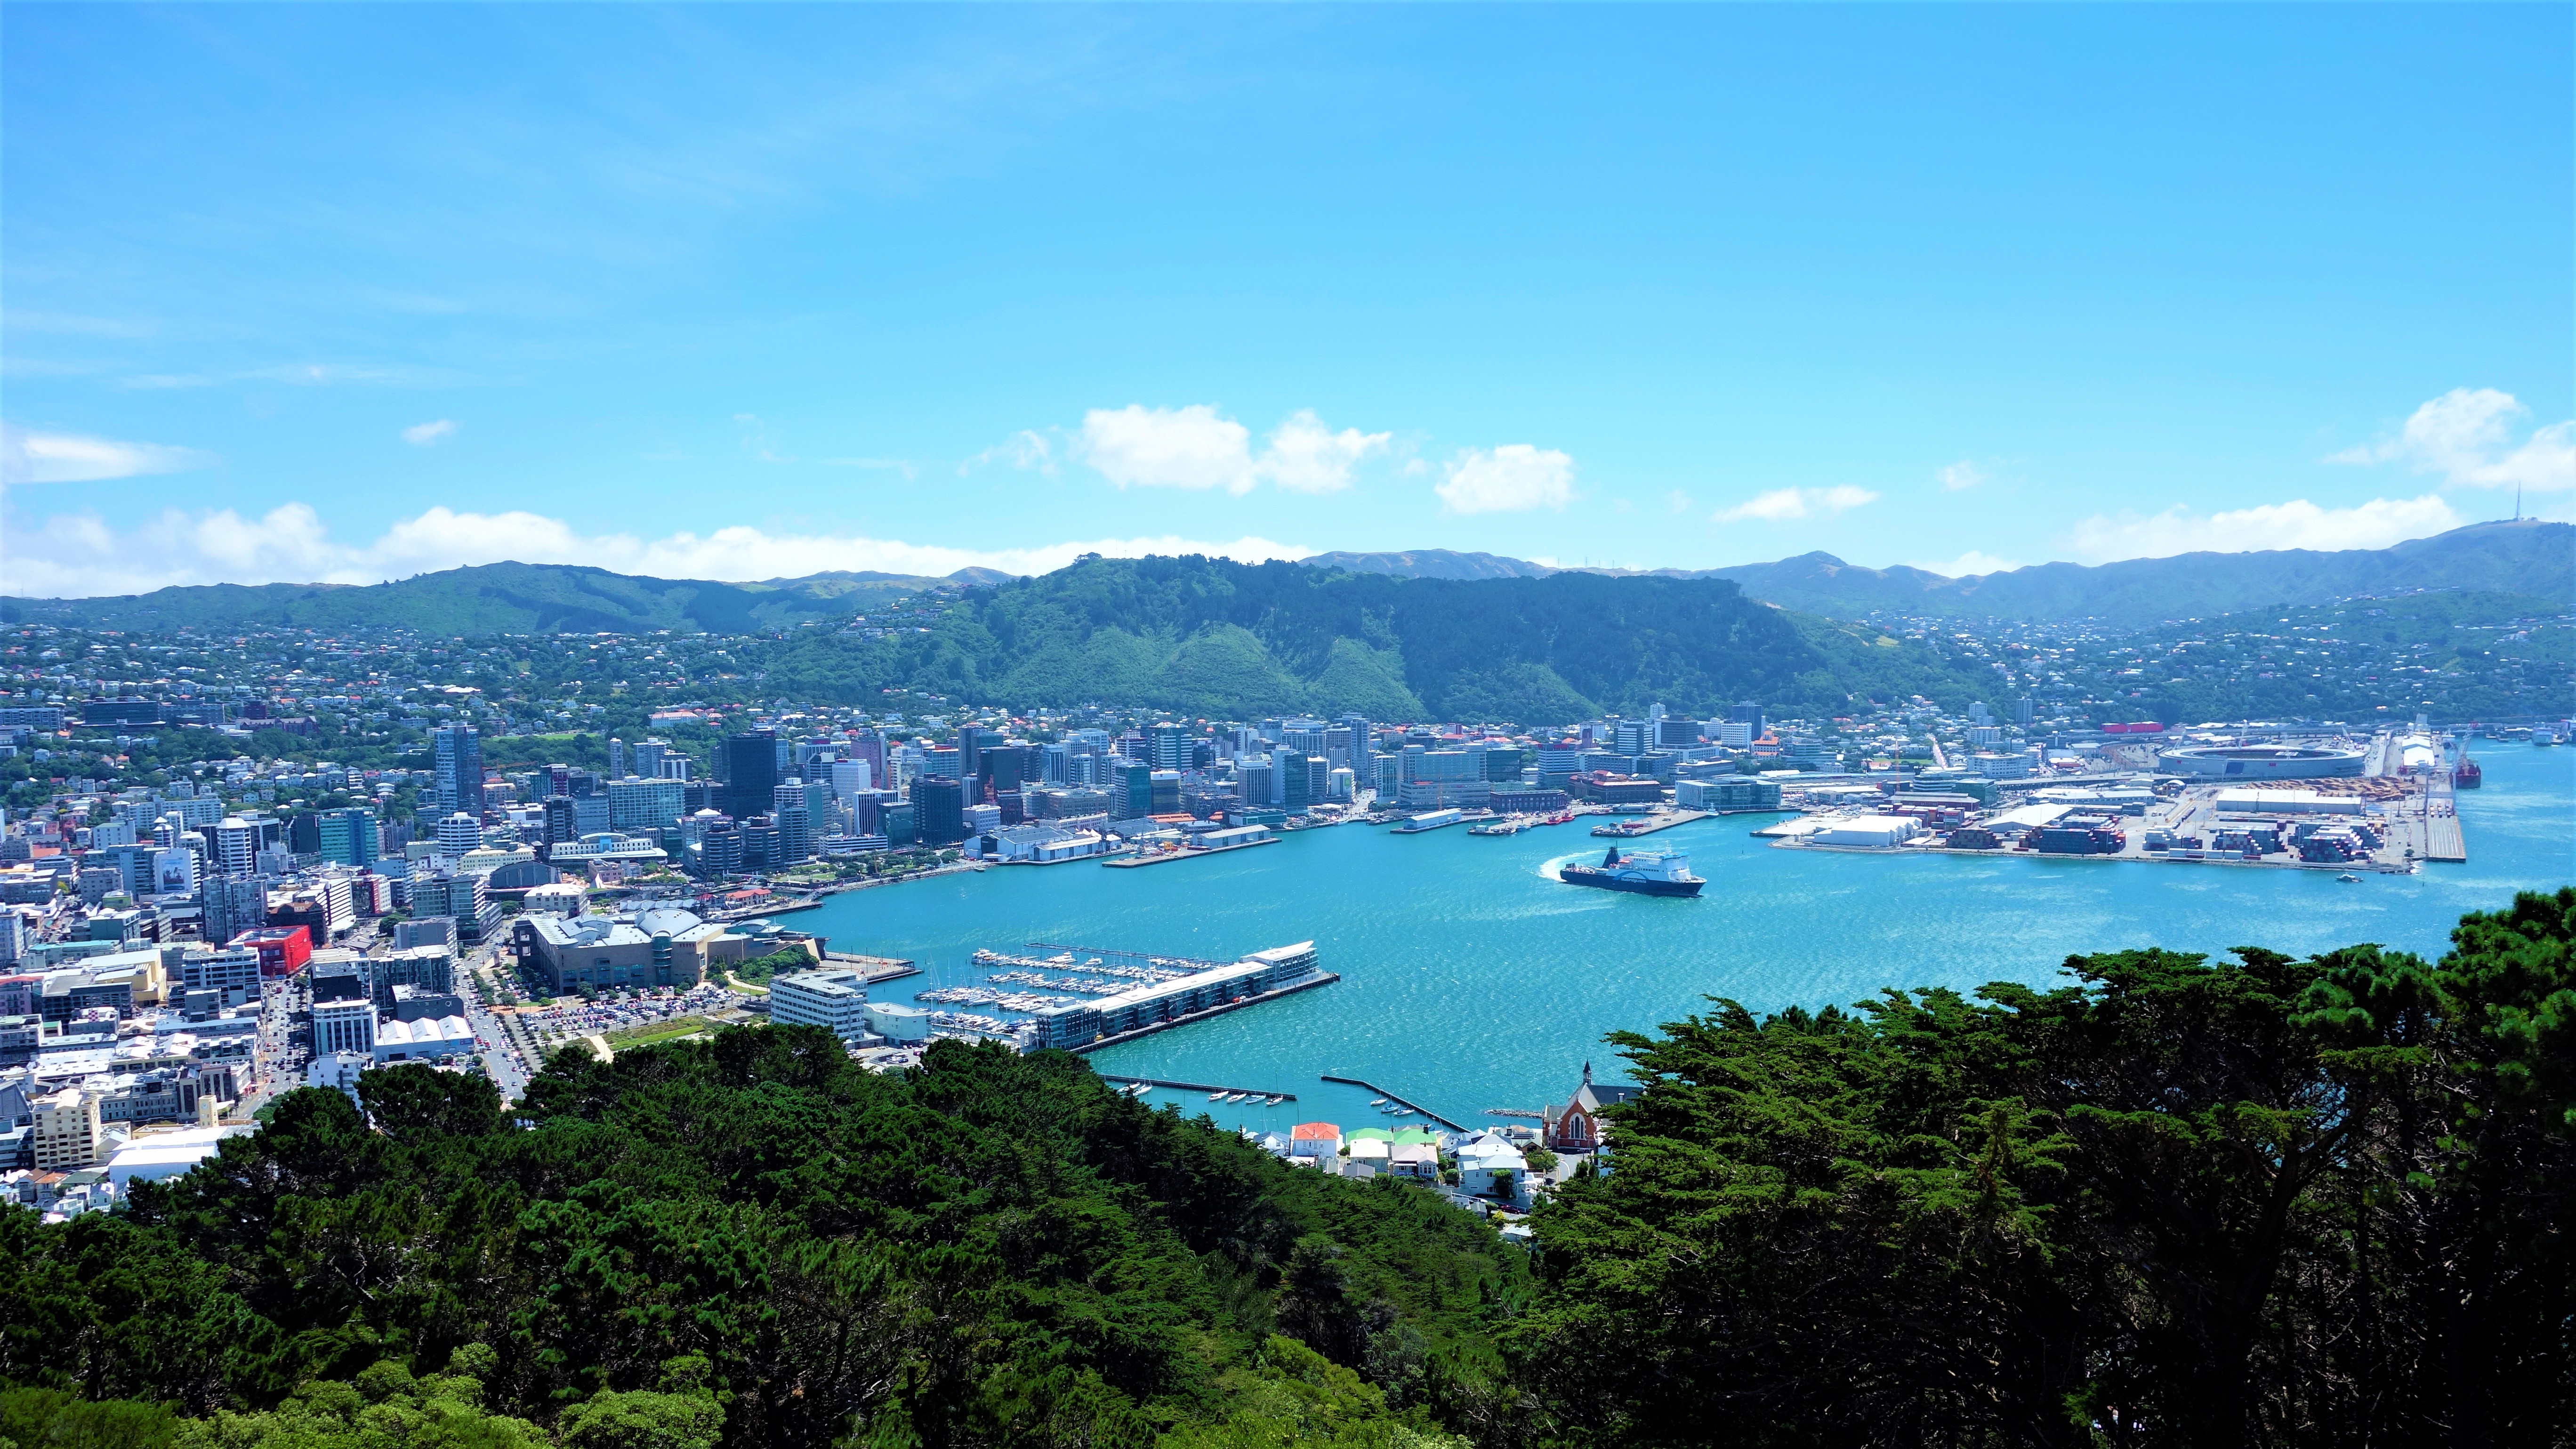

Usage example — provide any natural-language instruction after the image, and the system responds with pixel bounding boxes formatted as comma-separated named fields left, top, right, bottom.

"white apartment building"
left=768, top=967, right=870, bottom=1042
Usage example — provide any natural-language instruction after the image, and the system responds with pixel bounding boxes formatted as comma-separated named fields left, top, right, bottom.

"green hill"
left=758, top=554, right=1994, bottom=722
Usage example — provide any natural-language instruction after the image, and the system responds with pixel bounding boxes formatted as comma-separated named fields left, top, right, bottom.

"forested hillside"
left=4, top=1033, right=1512, bottom=1448
left=5, top=893, right=2568, bottom=1448
left=757, top=555, right=1995, bottom=723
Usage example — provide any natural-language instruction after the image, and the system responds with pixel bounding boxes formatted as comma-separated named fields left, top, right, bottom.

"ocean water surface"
left=800, top=743, right=2574, bottom=1134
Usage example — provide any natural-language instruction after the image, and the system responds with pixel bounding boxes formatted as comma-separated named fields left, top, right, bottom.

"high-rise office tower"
left=540, top=796, right=578, bottom=855
left=772, top=781, right=813, bottom=864
left=432, top=725, right=484, bottom=819
left=829, top=758, right=872, bottom=798
left=630, top=739, right=669, bottom=781
left=1149, top=723, right=1191, bottom=772
left=608, top=736, right=627, bottom=781
left=722, top=731, right=779, bottom=820
left=909, top=775, right=966, bottom=845
left=1729, top=702, right=1764, bottom=737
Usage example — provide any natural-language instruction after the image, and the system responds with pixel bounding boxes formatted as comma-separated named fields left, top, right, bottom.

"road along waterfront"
left=795, top=742, right=2573, bottom=1139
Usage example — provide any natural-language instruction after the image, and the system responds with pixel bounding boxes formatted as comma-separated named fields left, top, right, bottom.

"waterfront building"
left=770, top=966, right=871, bottom=1042
left=1022, top=942, right=1326, bottom=1052
left=1288, top=1121, right=1341, bottom=1161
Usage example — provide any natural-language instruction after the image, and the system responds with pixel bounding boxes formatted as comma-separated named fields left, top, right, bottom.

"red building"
left=229, top=926, right=312, bottom=977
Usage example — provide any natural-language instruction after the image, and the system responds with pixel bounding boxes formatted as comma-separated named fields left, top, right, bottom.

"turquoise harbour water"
left=801, top=745, right=2574, bottom=1135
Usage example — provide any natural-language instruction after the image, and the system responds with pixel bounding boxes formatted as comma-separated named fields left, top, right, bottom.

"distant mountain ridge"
left=0, top=561, right=978, bottom=634
left=1304, top=521, right=2573, bottom=627
left=6, top=520, right=2562, bottom=636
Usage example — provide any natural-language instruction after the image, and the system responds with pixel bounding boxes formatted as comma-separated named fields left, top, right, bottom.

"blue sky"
left=3, top=4, right=2568, bottom=596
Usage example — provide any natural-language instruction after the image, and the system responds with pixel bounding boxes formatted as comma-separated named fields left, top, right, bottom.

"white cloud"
left=1908, top=550, right=2024, bottom=578
left=1711, top=485, right=1877, bottom=523
left=1256, top=410, right=1389, bottom=494
left=1937, top=460, right=1985, bottom=491
left=1076, top=404, right=1387, bottom=496
left=0, top=423, right=214, bottom=485
left=1082, top=404, right=1256, bottom=493
left=2327, top=387, right=2575, bottom=492
left=2063, top=493, right=2464, bottom=564
left=401, top=419, right=457, bottom=446
left=1665, top=490, right=1693, bottom=515
left=1435, top=444, right=1577, bottom=514
left=0, top=501, right=1317, bottom=598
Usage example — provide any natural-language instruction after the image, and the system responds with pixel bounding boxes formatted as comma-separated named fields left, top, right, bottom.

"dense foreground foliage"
left=2, top=1035, right=1512, bottom=1447
left=1513, top=888, right=2576, bottom=1447
left=3, top=890, right=2568, bottom=1447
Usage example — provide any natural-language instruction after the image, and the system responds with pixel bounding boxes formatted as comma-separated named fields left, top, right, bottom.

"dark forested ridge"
left=757, top=555, right=1994, bottom=722
left=4, top=891, right=2569, bottom=1448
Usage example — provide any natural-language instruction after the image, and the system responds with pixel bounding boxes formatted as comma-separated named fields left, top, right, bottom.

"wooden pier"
left=1319, top=1075, right=1465, bottom=1131
left=1097, top=1074, right=1296, bottom=1102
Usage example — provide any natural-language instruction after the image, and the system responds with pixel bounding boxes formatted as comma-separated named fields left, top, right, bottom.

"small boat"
left=1367, top=1098, right=1386, bottom=1107
left=1263, top=1095, right=1283, bottom=1105
left=1208, top=1089, right=1226, bottom=1101
left=1130, top=1083, right=1154, bottom=1097
left=2337, top=873, right=2361, bottom=883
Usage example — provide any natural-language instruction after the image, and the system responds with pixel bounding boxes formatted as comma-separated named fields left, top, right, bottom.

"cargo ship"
left=2454, top=755, right=2482, bottom=788
left=1559, top=845, right=1704, bottom=898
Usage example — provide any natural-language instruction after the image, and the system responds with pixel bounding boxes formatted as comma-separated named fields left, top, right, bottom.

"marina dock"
left=1097, top=1073, right=1297, bottom=1101
left=1590, top=809, right=1711, bottom=837
left=821, top=951, right=920, bottom=984
left=1319, top=1075, right=1464, bottom=1130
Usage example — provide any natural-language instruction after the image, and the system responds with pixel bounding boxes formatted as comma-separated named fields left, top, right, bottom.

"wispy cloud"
left=0, top=423, right=215, bottom=485
left=821, top=457, right=917, bottom=480
left=2063, top=493, right=2464, bottom=564
left=962, top=429, right=1056, bottom=477
left=1711, top=485, right=1876, bottom=523
left=2, top=312, right=153, bottom=339
left=1434, top=444, right=1576, bottom=514
left=733, top=412, right=795, bottom=464
left=0, top=502, right=1316, bottom=598
left=1665, top=490, right=1693, bottom=515
left=401, top=419, right=457, bottom=446
left=1937, top=460, right=1986, bottom=491
left=2327, top=387, right=2573, bottom=492
left=1908, top=550, right=2023, bottom=578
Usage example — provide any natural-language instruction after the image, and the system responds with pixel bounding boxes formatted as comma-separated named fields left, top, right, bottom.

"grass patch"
left=604, top=1014, right=719, bottom=1049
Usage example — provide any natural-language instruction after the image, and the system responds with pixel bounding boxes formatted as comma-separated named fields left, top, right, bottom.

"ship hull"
left=1560, top=867, right=1703, bottom=897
